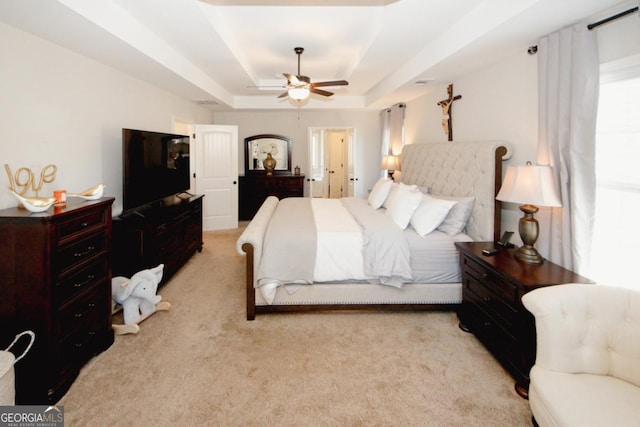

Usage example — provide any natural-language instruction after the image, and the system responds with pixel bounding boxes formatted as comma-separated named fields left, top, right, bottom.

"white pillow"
left=382, top=182, right=400, bottom=208
left=368, top=178, right=393, bottom=209
left=385, top=183, right=422, bottom=229
left=410, top=194, right=457, bottom=237
left=432, top=195, right=476, bottom=235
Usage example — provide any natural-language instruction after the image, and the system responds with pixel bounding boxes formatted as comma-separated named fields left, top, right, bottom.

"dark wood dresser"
left=112, top=194, right=203, bottom=282
left=239, top=174, right=304, bottom=220
left=455, top=241, right=591, bottom=398
left=0, top=197, right=115, bottom=404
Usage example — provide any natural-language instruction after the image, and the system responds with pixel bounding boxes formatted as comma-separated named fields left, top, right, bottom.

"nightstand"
left=455, top=241, right=591, bottom=398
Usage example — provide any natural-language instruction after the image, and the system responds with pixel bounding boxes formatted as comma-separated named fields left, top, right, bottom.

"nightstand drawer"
left=464, top=273, right=518, bottom=328
left=462, top=255, right=518, bottom=304
left=464, top=301, right=520, bottom=371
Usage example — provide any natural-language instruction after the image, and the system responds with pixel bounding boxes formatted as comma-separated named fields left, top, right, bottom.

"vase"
left=263, top=153, right=276, bottom=175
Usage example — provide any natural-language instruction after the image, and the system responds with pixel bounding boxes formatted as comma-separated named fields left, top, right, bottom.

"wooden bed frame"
left=238, top=141, right=509, bottom=320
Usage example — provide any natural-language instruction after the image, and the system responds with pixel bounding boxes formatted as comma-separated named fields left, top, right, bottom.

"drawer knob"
left=484, top=296, right=492, bottom=303
left=74, top=274, right=96, bottom=288
left=74, top=303, right=96, bottom=318
left=74, top=246, right=96, bottom=258
left=482, top=273, right=488, bottom=279
left=80, top=222, right=89, bottom=228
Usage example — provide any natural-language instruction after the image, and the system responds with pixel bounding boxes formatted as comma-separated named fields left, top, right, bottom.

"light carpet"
left=58, top=227, right=533, bottom=426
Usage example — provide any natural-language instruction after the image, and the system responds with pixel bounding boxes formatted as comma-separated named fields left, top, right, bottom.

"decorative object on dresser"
left=4, top=163, right=57, bottom=198
left=495, top=162, right=562, bottom=264
left=262, top=153, right=276, bottom=175
left=455, top=241, right=592, bottom=399
left=67, top=183, right=106, bottom=200
left=112, top=194, right=203, bottom=284
left=0, top=197, right=115, bottom=404
left=8, top=190, right=56, bottom=212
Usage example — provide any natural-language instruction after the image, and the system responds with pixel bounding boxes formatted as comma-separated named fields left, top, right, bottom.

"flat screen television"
left=122, top=128, right=190, bottom=212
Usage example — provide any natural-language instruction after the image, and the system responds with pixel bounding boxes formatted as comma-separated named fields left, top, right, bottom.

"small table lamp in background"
left=381, top=155, right=401, bottom=181
left=496, top=162, right=562, bottom=264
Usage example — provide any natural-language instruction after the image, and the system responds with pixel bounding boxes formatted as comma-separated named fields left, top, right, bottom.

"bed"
left=237, top=141, right=510, bottom=320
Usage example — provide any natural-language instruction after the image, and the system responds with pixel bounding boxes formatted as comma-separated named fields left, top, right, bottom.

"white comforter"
left=257, top=197, right=412, bottom=304
left=312, top=198, right=367, bottom=281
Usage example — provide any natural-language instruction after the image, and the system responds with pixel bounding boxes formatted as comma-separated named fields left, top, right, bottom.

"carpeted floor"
left=58, top=227, right=533, bottom=426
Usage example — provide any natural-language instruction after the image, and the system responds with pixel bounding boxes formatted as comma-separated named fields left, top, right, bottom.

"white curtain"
left=379, top=103, right=405, bottom=177
left=536, top=24, right=599, bottom=274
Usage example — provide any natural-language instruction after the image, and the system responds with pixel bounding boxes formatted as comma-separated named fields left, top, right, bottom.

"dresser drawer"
left=58, top=312, right=104, bottom=369
left=57, top=231, right=108, bottom=273
left=279, top=178, right=303, bottom=189
left=57, top=209, right=108, bottom=243
left=462, top=255, right=518, bottom=304
left=57, top=285, right=105, bottom=339
left=55, top=258, right=108, bottom=304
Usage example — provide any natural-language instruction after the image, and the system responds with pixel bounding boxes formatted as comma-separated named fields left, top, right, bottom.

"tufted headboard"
left=400, top=141, right=510, bottom=242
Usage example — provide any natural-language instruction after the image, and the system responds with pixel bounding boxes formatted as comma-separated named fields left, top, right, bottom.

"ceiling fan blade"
left=310, top=88, right=334, bottom=97
left=283, top=73, right=300, bottom=86
left=277, top=91, right=289, bottom=98
left=311, top=80, right=349, bottom=88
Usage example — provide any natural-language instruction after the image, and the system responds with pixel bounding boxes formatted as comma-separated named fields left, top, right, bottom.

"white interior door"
left=308, top=127, right=356, bottom=199
left=309, top=129, right=325, bottom=197
left=194, top=125, right=238, bottom=231
left=346, top=130, right=355, bottom=196
left=327, top=131, right=344, bottom=198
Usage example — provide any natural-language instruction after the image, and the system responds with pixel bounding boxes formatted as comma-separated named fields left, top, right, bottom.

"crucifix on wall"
left=437, top=84, right=462, bottom=141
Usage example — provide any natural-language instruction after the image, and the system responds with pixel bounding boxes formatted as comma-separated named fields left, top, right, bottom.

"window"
left=591, top=55, right=640, bottom=289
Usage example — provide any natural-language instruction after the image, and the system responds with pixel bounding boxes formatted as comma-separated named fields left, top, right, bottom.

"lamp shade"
left=380, top=155, right=401, bottom=171
left=288, top=86, right=310, bottom=101
left=496, top=163, right=562, bottom=207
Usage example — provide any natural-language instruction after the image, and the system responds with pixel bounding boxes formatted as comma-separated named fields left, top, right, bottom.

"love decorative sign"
left=4, top=163, right=57, bottom=197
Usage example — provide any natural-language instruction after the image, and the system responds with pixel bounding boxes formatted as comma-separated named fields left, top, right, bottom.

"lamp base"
left=514, top=245, right=544, bottom=264
left=515, top=204, right=544, bottom=264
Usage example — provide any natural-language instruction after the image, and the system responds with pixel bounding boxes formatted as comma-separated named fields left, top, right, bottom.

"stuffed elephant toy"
left=112, top=264, right=164, bottom=325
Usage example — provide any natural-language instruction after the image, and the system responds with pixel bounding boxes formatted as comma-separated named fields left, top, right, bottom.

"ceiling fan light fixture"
left=288, top=86, right=310, bottom=100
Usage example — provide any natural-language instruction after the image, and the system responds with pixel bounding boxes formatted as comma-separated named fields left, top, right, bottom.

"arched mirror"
left=245, top=134, right=292, bottom=175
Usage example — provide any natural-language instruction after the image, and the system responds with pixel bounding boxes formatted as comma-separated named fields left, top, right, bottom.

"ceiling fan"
left=278, top=47, right=348, bottom=101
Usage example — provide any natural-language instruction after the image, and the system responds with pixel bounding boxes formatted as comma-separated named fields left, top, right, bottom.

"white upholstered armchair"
left=522, top=284, right=640, bottom=427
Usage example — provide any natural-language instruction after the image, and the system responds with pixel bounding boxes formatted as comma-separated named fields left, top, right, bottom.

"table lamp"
left=496, top=162, right=562, bottom=264
left=381, top=155, right=400, bottom=181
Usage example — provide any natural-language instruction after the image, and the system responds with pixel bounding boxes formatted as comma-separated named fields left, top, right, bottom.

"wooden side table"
left=455, top=241, right=592, bottom=398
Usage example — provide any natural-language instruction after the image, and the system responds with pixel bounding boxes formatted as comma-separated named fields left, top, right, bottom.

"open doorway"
left=308, top=127, right=356, bottom=198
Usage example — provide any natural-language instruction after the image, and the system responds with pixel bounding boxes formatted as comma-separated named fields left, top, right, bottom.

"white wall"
left=404, top=51, right=538, bottom=240
left=404, top=9, right=640, bottom=243
left=211, top=110, right=380, bottom=199
left=596, top=4, right=640, bottom=64
left=0, top=22, right=212, bottom=214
